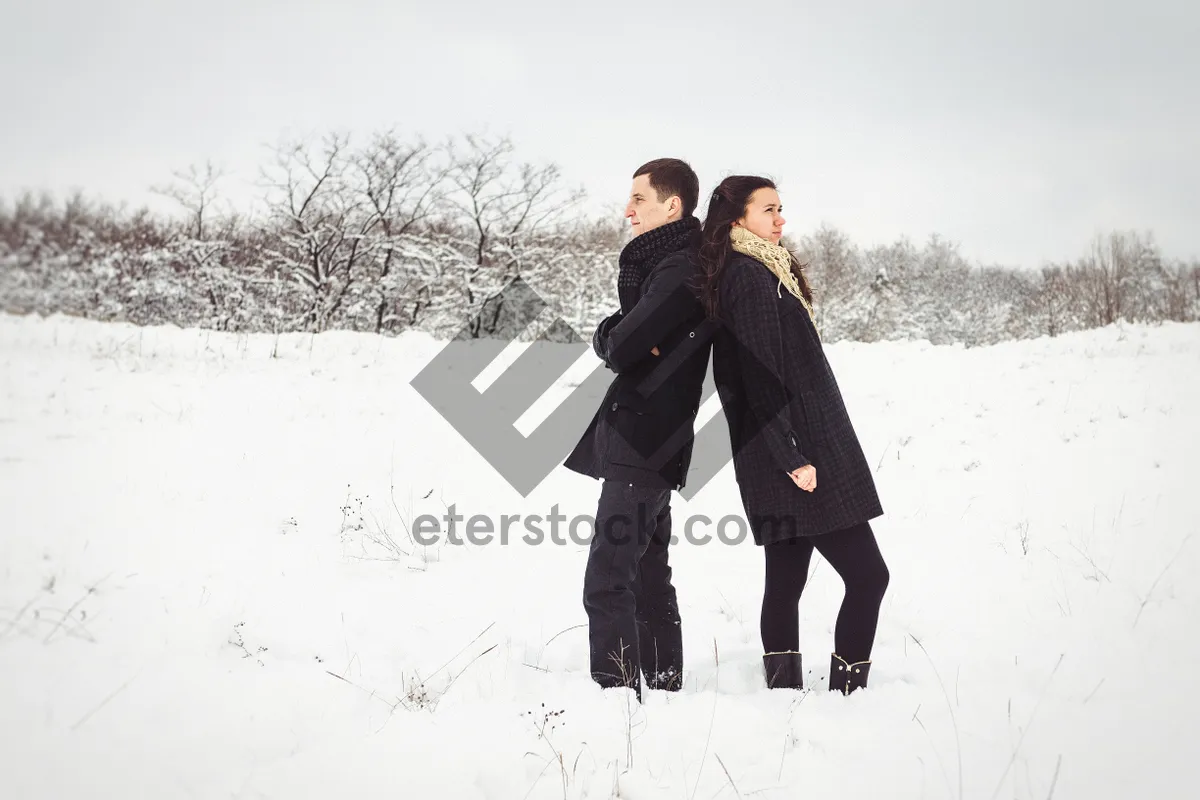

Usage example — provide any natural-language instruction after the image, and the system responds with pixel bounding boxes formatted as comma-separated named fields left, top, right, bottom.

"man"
left=564, top=158, right=712, bottom=700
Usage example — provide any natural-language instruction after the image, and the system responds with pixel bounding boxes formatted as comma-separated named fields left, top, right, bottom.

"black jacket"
left=713, top=253, right=883, bottom=542
left=564, top=244, right=711, bottom=490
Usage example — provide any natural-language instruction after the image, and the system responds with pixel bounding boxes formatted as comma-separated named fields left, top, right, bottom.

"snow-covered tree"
left=258, top=133, right=385, bottom=333
left=412, top=134, right=586, bottom=339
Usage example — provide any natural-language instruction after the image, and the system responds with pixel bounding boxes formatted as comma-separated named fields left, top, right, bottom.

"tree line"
left=2, top=131, right=1197, bottom=346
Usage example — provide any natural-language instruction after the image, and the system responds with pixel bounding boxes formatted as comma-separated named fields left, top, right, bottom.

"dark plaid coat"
left=712, top=253, right=883, bottom=544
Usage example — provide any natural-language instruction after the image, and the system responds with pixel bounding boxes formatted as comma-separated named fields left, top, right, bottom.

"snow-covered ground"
left=1, top=312, right=1197, bottom=799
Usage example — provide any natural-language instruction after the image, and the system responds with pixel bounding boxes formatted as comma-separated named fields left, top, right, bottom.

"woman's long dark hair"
left=698, top=175, right=813, bottom=319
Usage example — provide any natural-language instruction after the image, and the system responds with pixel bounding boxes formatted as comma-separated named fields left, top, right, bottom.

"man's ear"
left=668, top=195, right=683, bottom=218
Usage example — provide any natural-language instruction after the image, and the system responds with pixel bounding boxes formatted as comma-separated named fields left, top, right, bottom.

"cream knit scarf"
left=730, top=226, right=818, bottom=332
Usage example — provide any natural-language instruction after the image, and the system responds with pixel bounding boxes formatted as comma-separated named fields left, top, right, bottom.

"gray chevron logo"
left=409, top=276, right=738, bottom=499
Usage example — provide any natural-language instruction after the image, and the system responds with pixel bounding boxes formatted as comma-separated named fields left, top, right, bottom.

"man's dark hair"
left=633, top=158, right=699, bottom=218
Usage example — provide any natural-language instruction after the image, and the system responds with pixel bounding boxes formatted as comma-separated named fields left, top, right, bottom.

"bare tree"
left=152, top=161, right=254, bottom=329
left=1072, top=231, right=1155, bottom=327
left=152, top=160, right=226, bottom=241
left=1009, top=264, right=1079, bottom=340
left=857, top=238, right=923, bottom=341
left=353, top=131, right=443, bottom=333
left=1155, top=259, right=1200, bottom=323
left=1191, top=262, right=1200, bottom=321
left=259, top=133, right=385, bottom=332
left=793, top=224, right=866, bottom=340
left=418, top=134, right=584, bottom=338
left=1040, top=265, right=1072, bottom=337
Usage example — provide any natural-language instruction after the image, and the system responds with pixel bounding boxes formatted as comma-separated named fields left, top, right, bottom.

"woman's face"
left=734, top=187, right=786, bottom=244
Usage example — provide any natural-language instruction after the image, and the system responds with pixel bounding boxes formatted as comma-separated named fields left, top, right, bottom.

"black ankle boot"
left=762, top=651, right=804, bottom=689
left=828, top=653, right=871, bottom=695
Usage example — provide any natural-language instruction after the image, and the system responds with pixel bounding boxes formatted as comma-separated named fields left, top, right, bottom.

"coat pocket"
left=798, top=389, right=825, bottom=446
left=607, top=398, right=654, bottom=443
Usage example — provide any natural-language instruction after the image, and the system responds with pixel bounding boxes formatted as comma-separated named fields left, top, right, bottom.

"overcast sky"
left=2, top=0, right=1197, bottom=267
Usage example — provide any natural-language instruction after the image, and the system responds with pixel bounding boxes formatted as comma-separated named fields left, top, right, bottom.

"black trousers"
left=761, top=521, right=889, bottom=663
left=582, top=480, right=682, bottom=695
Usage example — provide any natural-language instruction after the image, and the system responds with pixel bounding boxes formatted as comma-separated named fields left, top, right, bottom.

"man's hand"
left=789, top=465, right=816, bottom=492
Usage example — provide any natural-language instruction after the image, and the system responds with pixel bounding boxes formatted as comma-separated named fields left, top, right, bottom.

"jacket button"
left=689, top=331, right=695, bottom=338
left=611, top=402, right=619, bottom=411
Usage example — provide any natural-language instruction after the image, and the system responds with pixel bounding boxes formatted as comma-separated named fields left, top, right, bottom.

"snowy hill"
left=1, top=312, right=1197, bottom=799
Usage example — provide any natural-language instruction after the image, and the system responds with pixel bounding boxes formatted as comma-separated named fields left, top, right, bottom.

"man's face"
left=624, top=173, right=678, bottom=237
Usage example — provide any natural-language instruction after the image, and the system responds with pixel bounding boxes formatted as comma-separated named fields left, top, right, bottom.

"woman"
left=699, top=176, right=889, bottom=695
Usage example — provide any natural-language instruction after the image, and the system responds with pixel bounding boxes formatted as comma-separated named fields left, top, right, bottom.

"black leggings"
left=761, top=521, right=890, bottom=663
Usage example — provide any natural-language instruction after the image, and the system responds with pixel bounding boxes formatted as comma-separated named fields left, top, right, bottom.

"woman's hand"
left=789, top=465, right=816, bottom=492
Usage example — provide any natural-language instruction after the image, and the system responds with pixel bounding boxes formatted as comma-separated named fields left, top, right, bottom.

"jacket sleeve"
left=594, top=256, right=699, bottom=373
left=592, top=311, right=624, bottom=368
left=724, top=265, right=811, bottom=475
